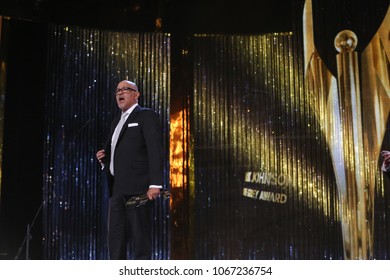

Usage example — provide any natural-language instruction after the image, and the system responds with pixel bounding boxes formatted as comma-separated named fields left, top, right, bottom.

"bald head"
left=120, top=80, right=138, bottom=92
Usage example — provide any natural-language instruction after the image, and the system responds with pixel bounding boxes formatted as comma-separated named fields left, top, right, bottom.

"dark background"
left=0, top=0, right=295, bottom=260
left=0, top=0, right=294, bottom=34
left=1, top=0, right=388, bottom=259
left=0, top=20, right=47, bottom=260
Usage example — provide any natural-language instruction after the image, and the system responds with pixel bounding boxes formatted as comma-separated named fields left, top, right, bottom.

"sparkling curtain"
left=192, top=32, right=390, bottom=259
left=42, top=24, right=389, bottom=260
left=192, top=33, right=344, bottom=259
left=43, top=25, right=170, bottom=260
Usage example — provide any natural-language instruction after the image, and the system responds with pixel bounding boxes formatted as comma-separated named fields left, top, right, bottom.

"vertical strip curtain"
left=42, top=24, right=389, bottom=260
left=43, top=25, right=170, bottom=260
left=192, top=33, right=343, bottom=259
left=192, top=31, right=390, bottom=259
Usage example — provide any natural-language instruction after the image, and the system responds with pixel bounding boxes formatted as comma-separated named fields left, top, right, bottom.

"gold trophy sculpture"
left=303, top=0, right=390, bottom=259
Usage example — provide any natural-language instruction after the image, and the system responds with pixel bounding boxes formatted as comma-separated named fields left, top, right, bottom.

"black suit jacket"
left=103, top=105, right=163, bottom=196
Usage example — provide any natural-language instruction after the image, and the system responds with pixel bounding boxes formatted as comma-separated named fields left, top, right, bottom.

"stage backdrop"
left=190, top=4, right=390, bottom=259
left=42, top=7, right=389, bottom=259
left=191, top=33, right=344, bottom=259
left=43, top=25, right=170, bottom=259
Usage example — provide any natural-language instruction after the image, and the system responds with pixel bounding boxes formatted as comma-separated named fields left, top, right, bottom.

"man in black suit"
left=96, top=80, right=163, bottom=260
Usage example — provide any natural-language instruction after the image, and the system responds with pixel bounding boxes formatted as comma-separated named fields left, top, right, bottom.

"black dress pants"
left=108, top=194, right=153, bottom=260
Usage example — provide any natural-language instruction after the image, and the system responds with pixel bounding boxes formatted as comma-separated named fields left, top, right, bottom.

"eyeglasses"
left=114, top=87, right=137, bottom=96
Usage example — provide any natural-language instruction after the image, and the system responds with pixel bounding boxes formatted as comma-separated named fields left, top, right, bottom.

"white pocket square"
left=128, top=123, right=139, bottom=127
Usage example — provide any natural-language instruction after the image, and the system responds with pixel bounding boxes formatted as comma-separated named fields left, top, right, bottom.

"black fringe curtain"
left=43, top=25, right=170, bottom=260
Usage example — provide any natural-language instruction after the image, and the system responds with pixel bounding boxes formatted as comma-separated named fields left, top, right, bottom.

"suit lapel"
left=117, top=105, right=140, bottom=142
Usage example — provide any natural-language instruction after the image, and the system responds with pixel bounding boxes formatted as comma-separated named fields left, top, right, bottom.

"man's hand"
left=147, top=188, right=161, bottom=200
left=96, top=149, right=106, bottom=163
